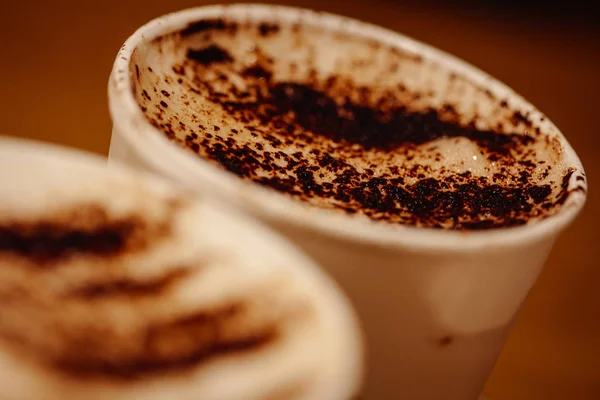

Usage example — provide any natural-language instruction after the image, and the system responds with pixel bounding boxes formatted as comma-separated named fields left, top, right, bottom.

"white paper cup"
left=107, top=4, right=587, bottom=399
left=0, top=136, right=363, bottom=400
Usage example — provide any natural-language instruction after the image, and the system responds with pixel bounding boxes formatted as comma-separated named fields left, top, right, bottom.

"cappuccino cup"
left=108, top=4, right=587, bottom=399
left=0, top=136, right=363, bottom=400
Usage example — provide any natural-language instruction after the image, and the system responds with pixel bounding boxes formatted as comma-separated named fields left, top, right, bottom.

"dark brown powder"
left=0, top=208, right=146, bottom=264
left=137, top=20, right=582, bottom=230
left=186, top=45, right=233, bottom=65
left=52, top=304, right=279, bottom=380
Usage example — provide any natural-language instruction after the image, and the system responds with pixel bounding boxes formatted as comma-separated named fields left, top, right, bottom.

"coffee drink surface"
left=131, top=15, right=582, bottom=230
left=0, top=139, right=362, bottom=400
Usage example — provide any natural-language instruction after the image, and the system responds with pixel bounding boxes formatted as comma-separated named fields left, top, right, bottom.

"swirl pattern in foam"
left=129, top=10, right=586, bottom=230
left=0, top=138, right=362, bottom=400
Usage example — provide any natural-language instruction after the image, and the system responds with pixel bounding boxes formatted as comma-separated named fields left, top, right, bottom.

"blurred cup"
left=0, top=136, right=363, bottom=400
left=107, top=4, right=587, bottom=399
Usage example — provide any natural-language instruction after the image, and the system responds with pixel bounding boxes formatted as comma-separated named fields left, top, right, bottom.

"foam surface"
left=0, top=139, right=361, bottom=400
left=131, top=14, right=579, bottom=229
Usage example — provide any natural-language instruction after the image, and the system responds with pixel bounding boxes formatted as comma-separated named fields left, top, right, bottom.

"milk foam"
left=130, top=12, right=572, bottom=229
left=0, top=138, right=362, bottom=400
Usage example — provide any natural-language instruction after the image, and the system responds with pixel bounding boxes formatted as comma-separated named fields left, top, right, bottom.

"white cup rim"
left=108, top=3, right=587, bottom=252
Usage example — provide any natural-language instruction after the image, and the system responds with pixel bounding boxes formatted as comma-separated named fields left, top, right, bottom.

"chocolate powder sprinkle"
left=0, top=205, right=174, bottom=264
left=53, top=305, right=279, bottom=380
left=192, top=81, right=562, bottom=228
left=138, top=21, right=579, bottom=230
left=234, top=82, right=533, bottom=154
left=179, top=19, right=232, bottom=37
left=0, top=219, right=138, bottom=264
left=258, top=22, right=280, bottom=37
left=186, top=45, right=233, bottom=66
left=55, top=329, right=276, bottom=380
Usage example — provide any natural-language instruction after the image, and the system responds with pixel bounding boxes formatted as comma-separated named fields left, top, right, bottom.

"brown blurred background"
left=0, top=0, right=598, bottom=398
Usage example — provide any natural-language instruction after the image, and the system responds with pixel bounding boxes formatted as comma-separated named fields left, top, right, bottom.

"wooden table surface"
left=1, top=1, right=598, bottom=398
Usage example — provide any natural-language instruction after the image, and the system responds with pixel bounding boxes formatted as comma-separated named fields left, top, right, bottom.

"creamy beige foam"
left=128, top=12, right=582, bottom=230
left=0, top=138, right=362, bottom=400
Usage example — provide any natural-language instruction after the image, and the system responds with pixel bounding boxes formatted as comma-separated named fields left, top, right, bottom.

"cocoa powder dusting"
left=186, top=45, right=233, bottom=65
left=138, top=19, right=581, bottom=230
left=0, top=205, right=157, bottom=264
left=52, top=304, right=279, bottom=380
left=179, top=18, right=233, bottom=37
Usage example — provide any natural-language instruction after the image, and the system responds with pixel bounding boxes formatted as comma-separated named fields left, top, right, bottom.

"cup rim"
left=108, top=3, right=587, bottom=252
